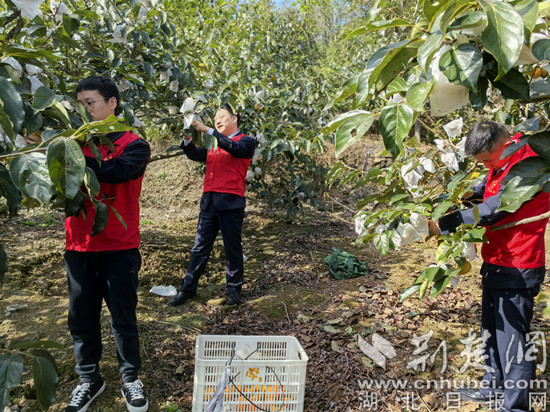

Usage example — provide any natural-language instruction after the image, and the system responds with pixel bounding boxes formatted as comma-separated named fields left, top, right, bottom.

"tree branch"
left=0, top=146, right=47, bottom=160
left=491, top=211, right=550, bottom=231
left=149, top=150, right=185, bottom=163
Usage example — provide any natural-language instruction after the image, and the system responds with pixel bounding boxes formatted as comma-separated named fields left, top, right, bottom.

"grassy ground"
left=0, top=148, right=549, bottom=412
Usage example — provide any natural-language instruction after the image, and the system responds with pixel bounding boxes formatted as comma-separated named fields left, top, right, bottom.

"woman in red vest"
left=65, top=76, right=150, bottom=412
left=170, top=104, right=256, bottom=307
left=430, top=120, right=549, bottom=412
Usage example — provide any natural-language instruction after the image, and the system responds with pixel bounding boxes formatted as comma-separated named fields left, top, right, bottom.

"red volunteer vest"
left=482, top=141, right=550, bottom=268
left=203, top=133, right=251, bottom=196
left=66, top=132, right=145, bottom=252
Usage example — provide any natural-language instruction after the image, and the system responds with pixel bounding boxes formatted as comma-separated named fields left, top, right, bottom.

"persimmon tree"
left=325, top=0, right=550, bottom=302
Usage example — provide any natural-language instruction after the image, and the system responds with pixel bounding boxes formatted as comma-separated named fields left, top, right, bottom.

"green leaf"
left=527, top=131, right=550, bottom=159
left=418, top=33, right=443, bottom=75
left=32, top=351, right=59, bottom=410
left=33, top=87, right=57, bottom=111
left=375, top=46, right=418, bottom=92
left=46, top=138, right=86, bottom=200
left=366, top=0, right=388, bottom=23
left=3, top=46, right=64, bottom=61
left=52, top=101, right=71, bottom=127
left=109, top=205, right=127, bottom=230
left=416, top=266, right=443, bottom=284
left=324, top=77, right=358, bottom=110
left=366, top=40, right=413, bottom=91
left=9, top=153, right=55, bottom=204
left=373, top=232, right=391, bottom=255
left=480, top=0, right=524, bottom=81
left=335, top=113, right=376, bottom=157
left=346, top=27, right=368, bottom=40
left=386, top=77, right=409, bottom=95
left=91, top=201, right=109, bottom=237
left=429, top=274, right=452, bottom=298
left=423, top=0, right=449, bottom=21
left=84, top=167, right=100, bottom=198
left=0, top=77, right=25, bottom=136
left=500, top=173, right=550, bottom=213
left=355, top=72, right=371, bottom=107
left=514, top=0, right=538, bottom=42
left=364, top=19, right=413, bottom=33
left=430, top=0, right=472, bottom=35
left=379, top=104, right=416, bottom=158
left=491, top=68, right=529, bottom=100
left=399, top=284, right=421, bottom=302
left=0, top=353, right=23, bottom=411
left=64, top=190, right=84, bottom=217
left=23, top=103, right=44, bottom=136
left=418, top=278, right=430, bottom=299
left=406, top=81, right=433, bottom=112
left=448, top=10, right=487, bottom=32
left=322, top=110, right=371, bottom=134
left=432, top=200, right=453, bottom=221
left=532, top=38, right=550, bottom=61
left=0, top=99, right=15, bottom=140
left=514, top=117, right=540, bottom=133
left=144, top=62, right=154, bottom=80
left=499, top=157, right=550, bottom=212
left=472, top=205, right=480, bottom=226
left=470, top=74, right=489, bottom=109
left=439, top=43, right=483, bottom=92
left=0, top=243, right=7, bottom=285
left=462, top=227, right=486, bottom=242
left=0, top=163, right=21, bottom=215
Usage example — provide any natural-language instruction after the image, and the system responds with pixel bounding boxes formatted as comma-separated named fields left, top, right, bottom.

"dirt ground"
left=0, top=139, right=549, bottom=412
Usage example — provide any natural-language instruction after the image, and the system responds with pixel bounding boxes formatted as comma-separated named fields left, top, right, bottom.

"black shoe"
left=121, top=379, right=148, bottom=412
left=227, top=291, right=241, bottom=305
left=457, top=388, right=504, bottom=403
left=65, top=376, right=105, bottom=412
left=169, top=290, right=196, bottom=306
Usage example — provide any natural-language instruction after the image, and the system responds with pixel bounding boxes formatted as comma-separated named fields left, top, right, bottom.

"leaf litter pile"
left=0, top=155, right=549, bottom=412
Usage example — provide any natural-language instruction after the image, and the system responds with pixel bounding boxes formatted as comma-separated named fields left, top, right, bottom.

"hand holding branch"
left=192, top=119, right=210, bottom=134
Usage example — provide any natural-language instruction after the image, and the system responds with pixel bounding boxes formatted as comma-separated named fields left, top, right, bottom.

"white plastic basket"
left=192, top=335, right=309, bottom=412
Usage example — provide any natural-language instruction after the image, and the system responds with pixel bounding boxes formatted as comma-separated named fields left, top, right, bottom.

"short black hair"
left=76, top=75, right=120, bottom=109
left=465, top=120, right=510, bottom=156
left=220, top=103, right=240, bottom=126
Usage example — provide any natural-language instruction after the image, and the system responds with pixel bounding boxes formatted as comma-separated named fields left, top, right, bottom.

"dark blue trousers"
left=180, top=194, right=245, bottom=294
left=480, top=285, right=540, bottom=412
left=65, top=249, right=142, bottom=384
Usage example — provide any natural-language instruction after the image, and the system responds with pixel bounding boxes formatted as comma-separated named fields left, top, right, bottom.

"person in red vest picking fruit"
left=429, top=120, right=549, bottom=412
left=170, top=103, right=256, bottom=307
left=65, top=76, right=150, bottom=412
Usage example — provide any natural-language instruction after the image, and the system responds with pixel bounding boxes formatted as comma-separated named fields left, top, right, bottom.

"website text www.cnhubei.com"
left=357, top=377, right=548, bottom=391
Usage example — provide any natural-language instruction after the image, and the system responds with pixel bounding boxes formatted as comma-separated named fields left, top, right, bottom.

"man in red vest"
left=65, top=76, right=150, bottom=412
left=430, top=120, right=549, bottom=412
left=170, top=104, right=256, bottom=306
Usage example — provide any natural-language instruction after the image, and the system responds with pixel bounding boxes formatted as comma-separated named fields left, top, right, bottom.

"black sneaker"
left=121, top=379, right=148, bottom=412
left=65, top=376, right=105, bottom=412
left=169, top=290, right=196, bottom=307
left=227, top=291, right=241, bottom=305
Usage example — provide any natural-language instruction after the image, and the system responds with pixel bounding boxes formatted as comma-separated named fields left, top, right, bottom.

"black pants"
left=65, top=249, right=142, bottom=384
left=480, top=285, right=540, bottom=412
left=180, top=196, right=244, bottom=294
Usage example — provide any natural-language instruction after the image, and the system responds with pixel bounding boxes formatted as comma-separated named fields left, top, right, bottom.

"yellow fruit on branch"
left=458, top=260, right=472, bottom=275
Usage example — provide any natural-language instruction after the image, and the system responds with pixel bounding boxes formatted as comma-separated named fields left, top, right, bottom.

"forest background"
left=0, top=0, right=550, bottom=411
